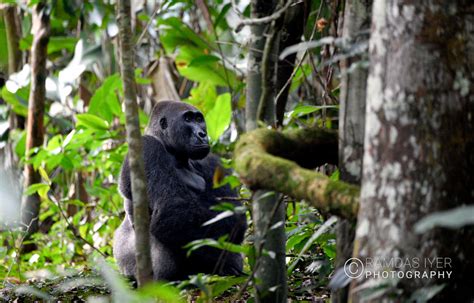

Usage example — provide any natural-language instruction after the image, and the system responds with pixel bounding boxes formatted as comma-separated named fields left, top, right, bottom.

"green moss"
left=234, top=127, right=360, bottom=218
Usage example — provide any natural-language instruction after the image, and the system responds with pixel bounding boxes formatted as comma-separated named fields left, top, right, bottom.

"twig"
left=47, top=192, right=107, bottom=258
left=135, top=2, right=164, bottom=47
left=235, top=0, right=296, bottom=32
left=274, top=0, right=324, bottom=111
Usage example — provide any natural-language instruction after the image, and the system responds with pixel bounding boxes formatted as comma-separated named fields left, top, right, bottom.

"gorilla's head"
left=146, top=101, right=210, bottom=160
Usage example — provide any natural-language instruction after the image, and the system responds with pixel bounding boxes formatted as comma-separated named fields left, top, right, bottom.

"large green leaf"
left=159, top=17, right=210, bottom=53
left=176, top=47, right=237, bottom=88
left=185, top=82, right=217, bottom=115
left=88, top=73, right=123, bottom=122
left=20, top=35, right=77, bottom=55
left=205, top=93, right=231, bottom=141
left=1, top=86, right=28, bottom=117
left=76, top=113, right=109, bottom=131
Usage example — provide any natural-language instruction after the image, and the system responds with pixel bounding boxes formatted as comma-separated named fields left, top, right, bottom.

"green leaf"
left=137, top=282, right=184, bottom=303
left=205, top=93, right=231, bottom=141
left=1, top=86, right=28, bottom=117
left=176, top=47, right=237, bottom=88
left=38, top=167, right=51, bottom=185
left=15, top=131, right=26, bottom=157
left=88, top=74, right=123, bottom=122
left=24, top=183, right=50, bottom=197
left=76, top=114, right=109, bottom=131
left=159, top=17, right=210, bottom=52
left=47, top=37, right=78, bottom=54
left=185, top=82, right=217, bottom=114
left=188, top=55, right=220, bottom=67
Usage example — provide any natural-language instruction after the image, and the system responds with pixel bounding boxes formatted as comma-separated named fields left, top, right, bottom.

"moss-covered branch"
left=234, top=128, right=360, bottom=218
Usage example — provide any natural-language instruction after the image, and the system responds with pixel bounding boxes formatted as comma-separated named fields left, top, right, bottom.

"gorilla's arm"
left=199, top=154, right=247, bottom=244
left=150, top=154, right=247, bottom=247
left=118, top=135, right=170, bottom=218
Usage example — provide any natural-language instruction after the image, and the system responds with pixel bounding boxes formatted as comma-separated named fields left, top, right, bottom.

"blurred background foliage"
left=0, top=0, right=343, bottom=301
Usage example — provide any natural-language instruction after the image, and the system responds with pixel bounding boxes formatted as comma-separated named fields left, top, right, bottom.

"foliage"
left=0, top=0, right=345, bottom=301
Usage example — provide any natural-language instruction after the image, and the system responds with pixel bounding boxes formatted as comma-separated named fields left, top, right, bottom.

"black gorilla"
left=113, top=101, right=247, bottom=281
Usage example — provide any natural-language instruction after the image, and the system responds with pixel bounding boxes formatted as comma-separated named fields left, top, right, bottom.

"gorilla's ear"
left=160, top=117, right=168, bottom=129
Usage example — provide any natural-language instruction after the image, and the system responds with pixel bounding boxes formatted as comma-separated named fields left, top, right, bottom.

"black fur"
left=113, top=101, right=247, bottom=281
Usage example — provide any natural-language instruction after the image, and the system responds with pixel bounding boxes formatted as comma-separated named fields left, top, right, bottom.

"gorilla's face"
left=170, top=109, right=210, bottom=160
left=147, top=101, right=210, bottom=160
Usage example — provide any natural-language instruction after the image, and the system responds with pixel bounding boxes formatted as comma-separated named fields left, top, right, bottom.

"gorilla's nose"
left=198, top=131, right=207, bottom=139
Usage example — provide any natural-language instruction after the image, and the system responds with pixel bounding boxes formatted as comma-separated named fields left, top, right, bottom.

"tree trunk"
left=4, top=4, right=21, bottom=75
left=332, top=0, right=371, bottom=302
left=246, top=1, right=288, bottom=302
left=351, top=1, right=474, bottom=301
left=116, top=0, right=153, bottom=286
left=245, top=0, right=275, bottom=131
left=2, top=4, right=24, bottom=170
left=275, top=1, right=309, bottom=127
left=21, top=2, right=49, bottom=237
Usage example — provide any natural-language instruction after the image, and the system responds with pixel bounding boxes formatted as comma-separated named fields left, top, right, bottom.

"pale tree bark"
left=245, top=0, right=275, bottom=131
left=21, top=2, right=49, bottom=237
left=332, top=0, right=372, bottom=302
left=351, top=1, right=474, bottom=301
left=116, top=0, right=153, bottom=286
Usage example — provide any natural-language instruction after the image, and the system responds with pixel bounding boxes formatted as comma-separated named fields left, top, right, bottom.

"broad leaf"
left=88, top=74, right=123, bottom=122
left=76, top=114, right=109, bottom=131
left=205, top=93, right=232, bottom=141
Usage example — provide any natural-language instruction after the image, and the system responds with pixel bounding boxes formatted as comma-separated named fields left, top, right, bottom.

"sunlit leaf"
left=24, top=183, right=50, bottom=197
left=76, top=114, right=109, bottom=131
left=88, top=74, right=123, bottom=122
left=205, top=93, right=232, bottom=141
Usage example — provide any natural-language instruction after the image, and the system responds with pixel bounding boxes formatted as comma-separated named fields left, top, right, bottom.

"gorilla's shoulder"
left=141, top=135, right=172, bottom=162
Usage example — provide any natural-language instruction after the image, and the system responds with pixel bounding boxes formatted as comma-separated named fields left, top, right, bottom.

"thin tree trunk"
left=4, top=4, right=21, bottom=75
left=245, top=0, right=275, bottom=131
left=3, top=4, right=23, bottom=170
left=116, top=0, right=153, bottom=286
left=21, top=2, right=49, bottom=237
left=332, top=0, right=371, bottom=302
left=246, top=1, right=287, bottom=302
left=351, top=1, right=474, bottom=301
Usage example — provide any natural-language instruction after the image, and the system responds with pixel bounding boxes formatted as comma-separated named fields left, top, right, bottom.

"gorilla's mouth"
left=192, top=144, right=210, bottom=152
left=190, top=144, right=210, bottom=159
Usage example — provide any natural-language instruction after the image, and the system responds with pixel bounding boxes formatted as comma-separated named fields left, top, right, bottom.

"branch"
left=234, top=128, right=359, bottom=218
left=235, top=0, right=295, bottom=32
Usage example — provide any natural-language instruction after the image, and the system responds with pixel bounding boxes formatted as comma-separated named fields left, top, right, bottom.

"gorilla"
left=113, top=101, right=247, bottom=281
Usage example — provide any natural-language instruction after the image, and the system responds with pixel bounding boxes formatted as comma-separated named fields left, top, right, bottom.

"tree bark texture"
left=116, top=0, right=153, bottom=286
left=352, top=1, right=474, bottom=301
left=21, top=2, right=49, bottom=236
left=2, top=4, right=24, bottom=170
left=4, top=4, right=22, bottom=75
left=245, top=0, right=276, bottom=131
left=245, top=1, right=287, bottom=301
left=333, top=1, right=372, bottom=302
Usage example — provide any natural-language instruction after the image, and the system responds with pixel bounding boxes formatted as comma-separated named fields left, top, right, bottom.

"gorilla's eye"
left=196, top=115, right=203, bottom=123
left=184, top=112, right=193, bottom=122
left=159, top=118, right=168, bottom=129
